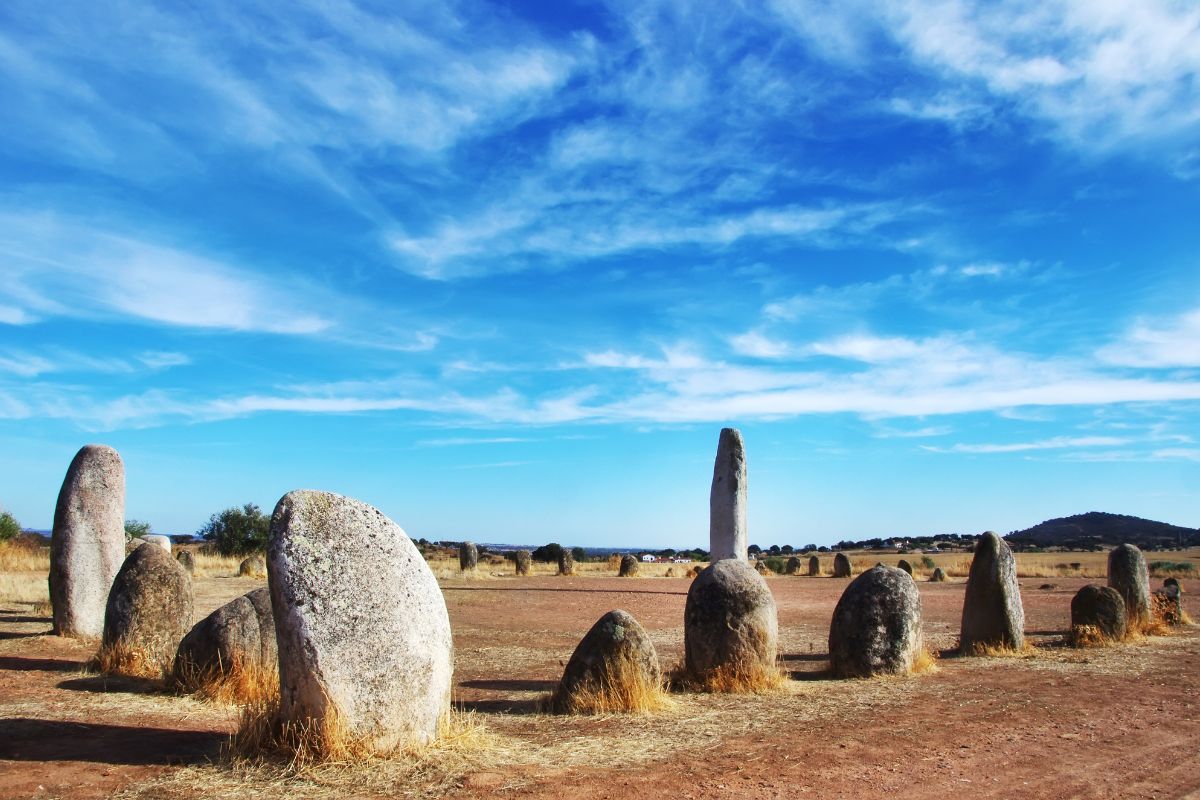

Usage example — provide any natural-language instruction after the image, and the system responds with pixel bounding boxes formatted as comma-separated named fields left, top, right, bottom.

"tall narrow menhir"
left=49, top=444, right=126, bottom=638
left=709, top=427, right=747, bottom=561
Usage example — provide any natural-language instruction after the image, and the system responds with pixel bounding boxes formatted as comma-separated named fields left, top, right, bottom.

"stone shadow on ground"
left=0, top=630, right=49, bottom=641
left=58, top=673, right=166, bottom=695
left=0, top=718, right=223, bottom=765
left=460, top=678, right=556, bottom=692
left=780, top=652, right=832, bottom=681
left=456, top=698, right=542, bottom=715
left=0, top=655, right=83, bottom=672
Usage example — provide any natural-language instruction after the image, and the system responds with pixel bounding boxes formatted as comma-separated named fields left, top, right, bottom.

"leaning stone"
left=808, top=556, right=820, bottom=576
left=459, top=541, right=479, bottom=572
left=50, top=444, right=126, bottom=639
left=269, top=490, right=453, bottom=750
left=829, top=565, right=924, bottom=678
left=101, top=543, right=193, bottom=676
left=142, top=534, right=172, bottom=553
left=618, top=554, right=640, bottom=577
left=684, top=560, right=778, bottom=690
left=1069, top=584, right=1126, bottom=644
left=549, top=609, right=662, bottom=713
left=514, top=549, right=531, bottom=576
left=174, top=587, right=275, bottom=689
left=175, top=550, right=195, bottom=574
left=930, top=567, right=947, bottom=583
left=558, top=549, right=575, bottom=576
left=785, top=556, right=801, bottom=575
left=832, top=553, right=852, bottom=578
left=709, top=428, right=748, bottom=561
left=238, top=555, right=266, bottom=578
left=897, top=559, right=913, bottom=576
left=1107, top=544, right=1151, bottom=630
left=960, top=532, right=1025, bottom=653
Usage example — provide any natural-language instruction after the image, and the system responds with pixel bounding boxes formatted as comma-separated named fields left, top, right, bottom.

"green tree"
left=124, top=519, right=152, bottom=541
left=198, top=503, right=270, bottom=556
left=571, top=546, right=586, bottom=563
left=0, top=510, right=20, bottom=542
left=531, top=542, right=563, bottom=563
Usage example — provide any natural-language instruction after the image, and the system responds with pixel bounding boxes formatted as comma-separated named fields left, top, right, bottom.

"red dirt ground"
left=2, top=573, right=1198, bottom=799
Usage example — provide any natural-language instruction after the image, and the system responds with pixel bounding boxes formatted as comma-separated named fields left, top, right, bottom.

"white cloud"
left=922, top=435, right=1129, bottom=453
left=416, top=436, right=530, bottom=447
left=1097, top=306, right=1200, bottom=367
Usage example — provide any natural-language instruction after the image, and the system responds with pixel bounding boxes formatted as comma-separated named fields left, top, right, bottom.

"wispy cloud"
left=1097, top=306, right=1200, bottom=368
left=415, top=436, right=531, bottom=447
left=922, top=435, right=1130, bottom=454
left=0, top=347, right=190, bottom=377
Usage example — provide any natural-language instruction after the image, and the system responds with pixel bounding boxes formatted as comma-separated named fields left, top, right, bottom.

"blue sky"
left=1, top=0, right=1198, bottom=548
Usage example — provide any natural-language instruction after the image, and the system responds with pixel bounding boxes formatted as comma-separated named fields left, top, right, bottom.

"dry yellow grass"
left=911, top=647, right=940, bottom=674
left=425, top=553, right=703, bottom=579
left=544, top=662, right=672, bottom=715
left=669, top=659, right=788, bottom=694
left=93, top=638, right=172, bottom=680
left=175, top=654, right=280, bottom=705
left=958, top=639, right=1036, bottom=658
left=188, top=550, right=248, bottom=578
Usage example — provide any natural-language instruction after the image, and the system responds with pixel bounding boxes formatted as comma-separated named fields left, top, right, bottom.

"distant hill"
left=1006, top=512, right=1198, bottom=550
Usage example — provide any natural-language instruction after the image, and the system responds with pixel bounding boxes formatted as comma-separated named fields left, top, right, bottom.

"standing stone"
left=832, top=553, right=852, bottom=578
left=897, top=559, right=913, bottom=576
left=618, top=554, right=640, bottom=577
left=709, top=428, right=748, bottom=561
left=49, top=444, right=126, bottom=639
left=142, top=534, right=172, bottom=553
left=684, top=559, right=778, bottom=689
left=176, top=550, right=195, bottom=574
left=269, top=490, right=452, bottom=750
left=1107, top=544, right=1151, bottom=630
left=558, top=549, right=575, bottom=576
left=754, top=559, right=770, bottom=575
left=101, top=543, right=194, bottom=675
left=459, top=541, right=479, bottom=572
left=960, top=532, right=1025, bottom=653
left=1069, top=584, right=1127, bottom=643
left=174, top=587, right=275, bottom=689
left=808, top=555, right=820, bottom=576
left=549, top=609, right=662, bottom=713
left=665, top=567, right=677, bottom=577
left=514, top=549, right=531, bottom=576
left=930, top=567, right=947, bottom=583
left=239, top=554, right=266, bottom=578
left=829, top=565, right=924, bottom=678
left=785, top=556, right=801, bottom=575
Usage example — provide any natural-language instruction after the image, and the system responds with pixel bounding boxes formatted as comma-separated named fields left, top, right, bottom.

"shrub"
left=763, top=557, right=786, bottom=574
left=198, top=503, right=270, bottom=556
left=1148, top=561, right=1196, bottom=576
left=571, top=546, right=586, bottom=563
left=0, top=510, right=20, bottom=542
left=531, top=543, right=563, bottom=563
left=920, top=555, right=935, bottom=569
left=124, top=519, right=152, bottom=540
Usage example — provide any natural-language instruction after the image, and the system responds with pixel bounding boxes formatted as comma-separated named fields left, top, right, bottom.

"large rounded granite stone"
left=102, top=542, right=194, bottom=673
left=1107, top=544, right=1151, bottom=630
left=174, top=587, right=276, bottom=686
left=684, top=559, right=778, bottom=688
left=269, top=490, right=453, bottom=751
left=550, top=609, right=661, bottom=713
left=829, top=565, right=924, bottom=678
left=1070, top=584, right=1127, bottom=643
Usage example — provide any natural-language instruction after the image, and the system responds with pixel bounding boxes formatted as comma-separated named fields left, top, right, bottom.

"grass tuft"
left=958, top=639, right=1036, bottom=658
left=910, top=647, right=940, bottom=675
left=93, top=638, right=172, bottom=680
left=544, top=663, right=672, bottom=715
left=174, top=654, right=280, bottom=706
left=669, top=659, right=787, bottom=694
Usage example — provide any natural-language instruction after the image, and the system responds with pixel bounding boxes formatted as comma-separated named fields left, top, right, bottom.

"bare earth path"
left=1, top=574, right=1197, bottom=799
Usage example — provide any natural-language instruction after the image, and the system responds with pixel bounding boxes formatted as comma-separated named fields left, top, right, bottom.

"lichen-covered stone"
left=102, top=543, right=194, bottom=671
left=175, top=550, right=194, bottom=574
left=1070, top=584, right=1127, bottom=642
left=808, top=556, right=820, bottom=576
left=514, top=549, right=531, bottom=576
left=1107, top=544, right=1151, bottom=629
left=1152, top=584, right=1183, bottom=626
left=930, top=567, right=947, bottom=583
left=785, top=556, right=801, bottom=575
left=960, top=532, right=1025, bottom=652
left=550, top=609, right=661, bottom=713
left=49, top=444, right=126, bottom=639
left=897, top=559, right=913, bottom=575
left=174, top=587, right=275, bottom=684
left=238, top=555, right=266, bottom=578
left=832, top=553, right=852, bottom=578
left=618, top=554, right=639, bottom=577
left=269, top=490, right=452, bottom=750
left=709, top=428, right=748, bottom=561
left=459, top=541, right=478, bottom=572
left=558, top=549, right=575, bottom=576
left=829, top=565, right=924, bottom=678
left=684, top=559, right=777, bottom=686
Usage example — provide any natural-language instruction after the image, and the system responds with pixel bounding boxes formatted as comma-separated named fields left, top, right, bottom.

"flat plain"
left=1, top=550, right=1198, bottom=799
